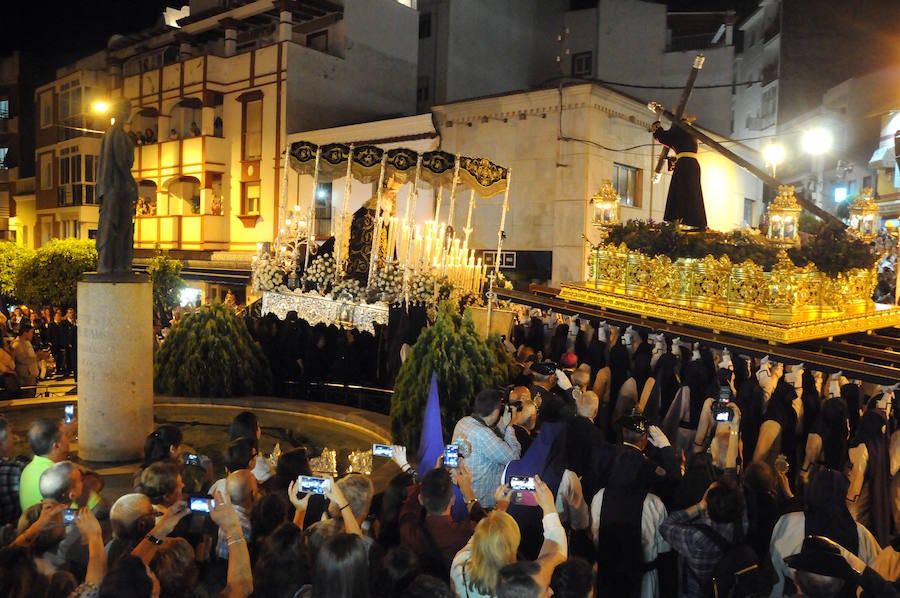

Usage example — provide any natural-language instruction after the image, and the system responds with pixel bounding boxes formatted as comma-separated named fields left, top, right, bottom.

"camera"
left=297, top=475, right=331, bottom=495
left=498, top=385, right=524, bottom=416
left=62, top=508, right=77, bottom=524
left=189, top=496, right=215, bottom=513
left=444, top=444, right=459, bottom=468
left=774, top=454, right=789, bottom=475
left=64, top=404, right=75, bottom=424
left=372, top=444, right=394, bottom=458
left=184, top=453, right=203, bottom=467
left=711, top=386, right=733, bottom=423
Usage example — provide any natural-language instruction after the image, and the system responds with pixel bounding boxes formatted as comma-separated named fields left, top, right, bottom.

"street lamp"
left=801, top=127, right=833, bottom=207
left=801, top=128, right=833, bottom=155
left=763, top=143, right=785, bottom=177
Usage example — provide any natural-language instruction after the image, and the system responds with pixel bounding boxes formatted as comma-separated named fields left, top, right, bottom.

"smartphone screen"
left=444, top=444, right=459, bottom=468
left=189, top=496, right=215, bottom=513
left=64, top=404, right=75, bottom=423
left=372, top=444, right=394, bottom=458
left=297, top=475, right=330, bottom=495
left=62, top=508, right=77, bottom=524
left=509, top=475, right=536, bottom=491
left=184, top=453, right=202, bottom=467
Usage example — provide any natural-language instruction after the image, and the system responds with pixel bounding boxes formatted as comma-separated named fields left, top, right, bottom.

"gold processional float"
left=559, top=183, right=900, bottom=343
left=252, top=141, right=515, bottom=336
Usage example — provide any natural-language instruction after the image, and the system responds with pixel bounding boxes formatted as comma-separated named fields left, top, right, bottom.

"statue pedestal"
left=77, top=275, right=154, bottom=461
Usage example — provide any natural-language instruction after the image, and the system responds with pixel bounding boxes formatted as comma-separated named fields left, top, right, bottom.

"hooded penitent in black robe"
left=596, top=447, right=651, bottom=598
left=850, top=410, right=891, bottom=546
left=804, top=469, right=862, bottom=598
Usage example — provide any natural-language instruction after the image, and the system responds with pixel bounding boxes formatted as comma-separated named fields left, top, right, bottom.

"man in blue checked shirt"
left=451, top=389, right=521, bottom=508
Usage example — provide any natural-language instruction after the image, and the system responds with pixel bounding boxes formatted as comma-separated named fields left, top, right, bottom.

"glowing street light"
left=801, top=127, right=833, bottom=155
left=801, top=127, right=833, bottom=208
left=91, top=100, right=111, bottom=115
left=763, top=142, right=785, bottom=176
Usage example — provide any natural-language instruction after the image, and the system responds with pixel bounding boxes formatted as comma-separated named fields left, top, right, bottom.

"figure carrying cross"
left=651, top=105, right=708, bottom=230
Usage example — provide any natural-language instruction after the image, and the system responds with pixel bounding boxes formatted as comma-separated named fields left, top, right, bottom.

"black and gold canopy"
left=289, top=141, right=509, bottom=199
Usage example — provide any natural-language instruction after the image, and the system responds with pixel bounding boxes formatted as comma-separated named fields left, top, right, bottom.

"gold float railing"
left=563, top=243, right=900, bottom=343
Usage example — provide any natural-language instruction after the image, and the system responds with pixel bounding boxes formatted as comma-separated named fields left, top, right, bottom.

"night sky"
left=2, top=1, right=180, bottom=61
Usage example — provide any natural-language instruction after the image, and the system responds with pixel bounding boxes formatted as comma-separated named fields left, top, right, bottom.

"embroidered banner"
left=289, top=141, right=508, bottom=197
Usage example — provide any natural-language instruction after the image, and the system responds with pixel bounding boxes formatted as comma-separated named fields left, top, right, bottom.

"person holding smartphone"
left=693, top=368, right=742, bottom=473
left=298, top=473, right=369, bottom=552
left=451, top=389, right=521, bottom=508
left=214, top=470, right=259, bottom=560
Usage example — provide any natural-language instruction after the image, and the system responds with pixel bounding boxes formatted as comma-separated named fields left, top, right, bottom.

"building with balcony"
left=732, top=0, right=900, bottom=213
left=0, top=51, right=43, bottom=242
left=20, top=0, right=417, bottom=299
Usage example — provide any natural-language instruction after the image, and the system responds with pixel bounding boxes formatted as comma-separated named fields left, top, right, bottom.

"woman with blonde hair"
left=451, top=476, right=567, bottom=598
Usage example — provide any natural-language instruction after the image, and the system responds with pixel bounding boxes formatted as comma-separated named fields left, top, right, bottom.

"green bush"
left=0, top=242, right=34, bottom=304
left=15, top=239, right=97, bottom=307
left=390, top=302, right=497, bottom=449
left=486, top=332, right=516, bottom=387
left=154, top=302, right=272, bottom=397
left=146, top=249, right=186, bottom=314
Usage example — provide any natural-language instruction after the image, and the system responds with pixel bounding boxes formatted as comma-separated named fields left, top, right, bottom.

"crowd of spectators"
left=874, top=230, right=898, bottom=304
left=4, top=308, right=900, bottom=597
left=1, top=305, right=77, bottom=396
left=126, top=119, right=218, bottom=148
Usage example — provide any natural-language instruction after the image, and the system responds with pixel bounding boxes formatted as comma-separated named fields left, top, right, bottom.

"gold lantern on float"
left=767, top=185, right=802, bottom=249
left=849, top=187, right=879, bottom=242
left=590, top=180, right=620, bottom=236
left=588, top=180, right=621, bottom=285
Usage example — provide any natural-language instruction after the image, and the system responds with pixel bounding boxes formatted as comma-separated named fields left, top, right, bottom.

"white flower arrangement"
left=332, top=278, right=364, bottom=302
left=367, top=264, right=404, bottom=303
left=302, top=254, right=337, bottom=294
left=251, top=256, right=286, bottom=292
left=408, top=270, right=438, bottom=306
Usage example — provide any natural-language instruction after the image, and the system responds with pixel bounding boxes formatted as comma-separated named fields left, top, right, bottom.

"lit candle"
left=399, top=224, right=409, bottom=265
left=413, top=229, right=423, bottom=265
left=476, top=258, right=483, bottom=292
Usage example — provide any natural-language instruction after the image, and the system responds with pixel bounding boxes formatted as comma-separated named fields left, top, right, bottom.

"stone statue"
left=96, top=100, right=138, bottom=276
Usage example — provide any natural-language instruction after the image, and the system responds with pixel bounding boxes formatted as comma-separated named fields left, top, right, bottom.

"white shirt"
left=590, top=489, right=670, bottom=598
left=768, top=511, right=881, bottom=597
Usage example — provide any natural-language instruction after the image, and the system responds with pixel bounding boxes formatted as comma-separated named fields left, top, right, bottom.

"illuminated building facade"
left=18, top=0, right=417, bottom=298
